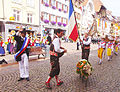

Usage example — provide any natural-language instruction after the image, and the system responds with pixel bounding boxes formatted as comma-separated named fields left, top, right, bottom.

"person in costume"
left=45, top=29, right=67, bottom=89
left=114, top=35, right=120, bottom=56
left=14, top=28, right=30, bottom=81
left=97, top=35, right=106, bottom=65
left=80, top=32, right=91, bottom=61
left=0, top=39, right=5, bottom=56
left=106, top=36, right=114, bottom=61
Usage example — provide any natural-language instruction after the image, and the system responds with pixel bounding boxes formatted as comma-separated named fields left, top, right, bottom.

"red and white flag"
left=68, top=0, right=78, bottom=42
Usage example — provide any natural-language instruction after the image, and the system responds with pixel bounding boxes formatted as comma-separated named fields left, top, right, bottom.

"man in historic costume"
left=80, top=32, right=91, bottom=61
left=97, top=35, right=106, bottom=65
left=14, top=28, right=30, bottom=81
left=106, top=36, right=114, bottom=61
left=45, top=29, right=67, bottom=89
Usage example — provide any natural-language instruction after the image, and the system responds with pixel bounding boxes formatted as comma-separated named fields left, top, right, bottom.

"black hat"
left=20, top=28, right=26, bottom=35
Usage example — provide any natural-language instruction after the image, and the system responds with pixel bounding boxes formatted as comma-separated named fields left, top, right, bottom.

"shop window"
left=13, top=9, right=20, bottom=21
left=27, top=13, right=33, bottom=23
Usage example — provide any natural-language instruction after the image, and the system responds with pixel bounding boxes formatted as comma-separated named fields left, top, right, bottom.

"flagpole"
left=70, top=0, right=80, bottom=39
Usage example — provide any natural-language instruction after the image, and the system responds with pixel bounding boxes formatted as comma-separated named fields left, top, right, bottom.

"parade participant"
left=14, top=28, right=30, bottom=81
left=80, top=32, right=91, bottom=61
left=45, top=29, right=67, bottom=89
left=76, top=38, right=80, bottom=50
left=114, top=35, right=120, bottom=55
left=97, top=35, right=106, bottom=65
left=47, top=33, right=52, bottom=45
left=0, top=39, right=5, bottom=56
left=107, top=36, right=114, bottom=61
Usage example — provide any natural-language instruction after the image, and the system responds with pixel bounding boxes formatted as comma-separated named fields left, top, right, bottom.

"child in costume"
left=98, top=35, right=106, bottom=64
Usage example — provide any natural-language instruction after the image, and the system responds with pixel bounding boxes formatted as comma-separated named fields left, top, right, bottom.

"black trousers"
left=82, top=48, right=90, bottom=61
left=49, top=56, right=60, bottom=78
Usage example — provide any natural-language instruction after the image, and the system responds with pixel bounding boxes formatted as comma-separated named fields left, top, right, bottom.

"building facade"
left=0, top=0, right=40, bottom=41
left=40, top=0, right=69, bottom=39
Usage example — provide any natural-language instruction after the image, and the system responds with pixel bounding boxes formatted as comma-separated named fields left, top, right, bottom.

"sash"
left=108, top=42, right=113, bottom=48
left=14, top=37, right=29, bottom=60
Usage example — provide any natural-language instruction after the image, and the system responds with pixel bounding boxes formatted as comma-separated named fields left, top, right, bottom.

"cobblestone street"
left=0, top=43, right=120, bottom=92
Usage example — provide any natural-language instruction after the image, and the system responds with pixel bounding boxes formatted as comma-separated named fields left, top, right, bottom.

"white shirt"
left=98, top=41, right=106, bottom=49
left=52, top=35, right=64, bottom=53
left=82, top=36, right=91, bottom=45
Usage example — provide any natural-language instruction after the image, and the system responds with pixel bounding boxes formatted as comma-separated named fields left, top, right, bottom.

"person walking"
left=80, top=32, right=91, bottom=61
left=45, top=29, right=67, bottom=89
left=14, top=28, right=30, bottom=81
left=97, top=35, right=106, bottom=65
left=107, top=36, right=114, bottom=61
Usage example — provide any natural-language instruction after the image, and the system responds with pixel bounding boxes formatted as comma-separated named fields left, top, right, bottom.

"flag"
left=68, top=0, right=78, bottom=42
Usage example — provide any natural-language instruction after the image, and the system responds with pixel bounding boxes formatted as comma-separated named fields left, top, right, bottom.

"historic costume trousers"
left=49, top=56, right=60, bottom=78
left=82, top=48, right=90, bottom=61
left=19, top=53, right=29, bottom=78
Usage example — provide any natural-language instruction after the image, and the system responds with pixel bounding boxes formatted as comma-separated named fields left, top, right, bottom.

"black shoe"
left=45, top=82, right=52, bottom=89
left=26, top=77, right=30, bottom=81
left=18, top=78, right=24, bottom=81
left=2, top=59, right=8, bottom=64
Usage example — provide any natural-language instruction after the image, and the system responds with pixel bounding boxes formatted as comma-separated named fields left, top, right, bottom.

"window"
left=43, top=0, right=49, bottom=4
left=51, top=15, right=56, bottom=21
left=57, top=16, right=61, bottom=22
left=57, top=2, right=62, bottom=9
left=13, top=9, right=20, bottom=21
left=51, top=0, right=56, bottom=6
left=63, top=18, right=67, bottom=24
left=43, top=12, right=49, bottom=20
left=27, top=0, right=34, bottom=7
left=27, top=13, right=33, bottom=23
left=63, top=5, right=67, bottom=12
left=12, top=0, right=21, bottom=3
